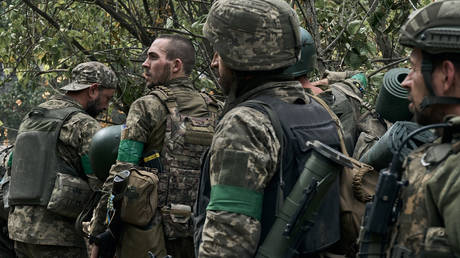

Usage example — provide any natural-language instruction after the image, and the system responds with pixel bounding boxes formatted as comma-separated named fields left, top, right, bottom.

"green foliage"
left=0, top=79, right=49, bottom=143
left=0, top=0, right=435, bottom=144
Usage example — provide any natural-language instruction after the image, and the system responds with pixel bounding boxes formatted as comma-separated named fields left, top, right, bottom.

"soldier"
left=90, top=34, right=219, bottom=258
left=280, top=26, right=368, bottom=155
left=195, top=0, right=351, bottom=257
left=7, top=61, right=117, bottom=258
left=385, top=0, right=460, bottom=256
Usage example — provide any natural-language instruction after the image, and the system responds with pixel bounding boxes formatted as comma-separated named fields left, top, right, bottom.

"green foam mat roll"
left=375, top=68, right=412, bottom=123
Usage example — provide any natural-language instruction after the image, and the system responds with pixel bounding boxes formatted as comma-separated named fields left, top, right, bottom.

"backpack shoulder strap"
left=149, top=86, right=178, bottom=114
left=331, top=81, right=364, bottom=104
left=199, top=93, right=219, bottom=114
left=31, top=106, right=82, bottom=121
left=308, top=93, right=350, bottom=156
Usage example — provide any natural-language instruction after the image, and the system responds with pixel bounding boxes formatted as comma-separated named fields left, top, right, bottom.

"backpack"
left=311, top=94, right=378, bottom=256
left=150, top=86, right=219, bottom=239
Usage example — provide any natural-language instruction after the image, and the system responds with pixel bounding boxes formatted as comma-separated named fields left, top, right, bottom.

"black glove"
left=90, top=230, right=117, bottom=258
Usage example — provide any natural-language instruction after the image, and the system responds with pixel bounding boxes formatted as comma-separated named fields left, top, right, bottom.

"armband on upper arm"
left=117, top=139, right=144, bottom=164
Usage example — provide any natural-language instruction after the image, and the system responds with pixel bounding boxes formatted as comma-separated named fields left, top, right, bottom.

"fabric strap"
left=207, top=184, right=263, bottom=220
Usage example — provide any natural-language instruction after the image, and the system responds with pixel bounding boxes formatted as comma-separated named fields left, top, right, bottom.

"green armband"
left=7, top=151, right=13, bottom=168
left=81, top=154, right=93, bottom=175
left=207, top=184, right=263, bottom=220
left=117, top=139, right=144, bottom=164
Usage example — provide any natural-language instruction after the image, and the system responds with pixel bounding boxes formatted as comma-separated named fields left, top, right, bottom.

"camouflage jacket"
left=8, top=94, right=101, bottom=247
left=317, top=78, right=363, bottom=155
left=389, top=119, right=460, bottom=257
left=90, top=77, right=217, bottom=236
left=199, top=80, right=310, bottom=257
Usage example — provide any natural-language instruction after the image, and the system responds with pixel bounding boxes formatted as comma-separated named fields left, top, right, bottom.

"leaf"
left=347, top=20, right=362, bottom=35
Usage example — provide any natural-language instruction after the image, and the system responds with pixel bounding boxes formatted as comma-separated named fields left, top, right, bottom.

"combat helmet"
left=203, top=0, right=301, bottom=71
left=399, top=0, right=460, bottom=109
left=280, top=27, right=317, bottom=78
left=89, top=125, right=122, bottom=181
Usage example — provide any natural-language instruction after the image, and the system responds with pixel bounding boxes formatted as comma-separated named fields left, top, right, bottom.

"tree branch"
left=367, top=57, right=408, bottom=78
left=94, top=0, right=152, bottom=46
left=21, top=0, right=96, bottom=60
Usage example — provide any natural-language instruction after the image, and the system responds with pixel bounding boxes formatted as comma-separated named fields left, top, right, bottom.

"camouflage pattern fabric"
left=90, top=77, right=218, bottom=257
left=203, top=0, right=301, bottom=71
left=8, top=94, right=101, bottom=247
left=199, top=81, right=306, bottom=257
left=61, top=61, right=117, bottom=91
left=389, top=128, right=460, bottom=257
left=352, top=111, right=392, bottom=160
left=151, top=85, right=218, bottom=239
left=317, top=79, right=363, bottom=155
left=14, top=240, right=87, bottom=258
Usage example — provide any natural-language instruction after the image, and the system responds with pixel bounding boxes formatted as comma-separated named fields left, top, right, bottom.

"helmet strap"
left=420, top=96, right=460, bottom=110
left=421, top=51, right=435, bottom=96
left=419, top=51, right=460, bottom=110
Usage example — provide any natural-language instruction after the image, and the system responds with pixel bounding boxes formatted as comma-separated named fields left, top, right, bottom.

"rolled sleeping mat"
left=359, top=121, right=436, bottom=170
left=375, top=68, right=412, bottom=123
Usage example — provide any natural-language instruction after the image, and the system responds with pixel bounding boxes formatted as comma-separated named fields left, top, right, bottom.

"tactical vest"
left=194, top=94, right=343, bottom=256
left=149, top=86, right=218, bottom=239
left=389, top=141, right=460, bottom=258
left=9, top=106, right=82, bottom=206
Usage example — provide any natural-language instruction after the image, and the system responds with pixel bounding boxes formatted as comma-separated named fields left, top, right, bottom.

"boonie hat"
left=61, top=61, right=117, bottom=91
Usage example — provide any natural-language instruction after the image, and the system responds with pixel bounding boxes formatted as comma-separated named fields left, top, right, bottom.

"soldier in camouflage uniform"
left=385, top=1, right=460, bottom=256
left=197, top=0, right=348, bottom=257
left=7, top=61, right=117, bottom=258
left=278, top=27, right=371, bottom=156
left=90, top=34, right=219, bottom=258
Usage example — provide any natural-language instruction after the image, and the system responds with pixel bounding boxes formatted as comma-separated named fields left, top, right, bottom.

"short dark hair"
left=157, top=34, right=196, bottom=75
left=430, top=52, right=460, bottom=73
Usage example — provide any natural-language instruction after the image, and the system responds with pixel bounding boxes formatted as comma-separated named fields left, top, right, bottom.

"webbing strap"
left=150, top=86, right=178, bottom=113
left=332, top=82, right=365, bottom=105
left=420, top=96, right=460, bottom=110
left=308, top=93, right=350, bottom=156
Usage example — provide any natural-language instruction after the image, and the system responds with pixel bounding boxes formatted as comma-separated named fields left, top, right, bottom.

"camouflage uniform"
left=199, top=81, right=310, bottom=257
left=362, top=1, right=460, bottom=256
left=198, top=0, right=313, bottom=256
left=8, top=95, right=101, bottom=256
left=7, top=61, right=116, bottom=258
left=91, top=77, right=215, bottom=258
left=388, top=118, right=460, bottom=257
left=316, top=71, right=366, bottom=155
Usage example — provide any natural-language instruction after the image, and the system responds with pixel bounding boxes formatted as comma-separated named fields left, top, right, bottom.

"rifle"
left=357, top=122, right=453, bottom=257
left=90, top=170, right=130, bottom=258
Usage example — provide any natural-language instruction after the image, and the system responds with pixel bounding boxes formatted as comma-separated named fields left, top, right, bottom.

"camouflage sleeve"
left=199, top=106, right=280, bottom=257
left=121, top=95, right=167, bottom=143
left=426, top=152, right=460, bottom=254
left=60, top=112, right=102, bottom=190
left=90, top=95, right=166, bottom=235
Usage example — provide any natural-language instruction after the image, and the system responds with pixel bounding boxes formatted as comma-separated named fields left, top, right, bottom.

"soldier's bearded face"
left=211, top=52, right=235, bottom=96
left=401, top=49, right=442, bottom=125
left=86, top=88, right=115, bottom=117
left=142, top=38, right=173, bottom=87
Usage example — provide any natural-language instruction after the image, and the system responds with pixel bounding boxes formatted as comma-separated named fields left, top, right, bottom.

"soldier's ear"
left=438, top=60, right=456, bottom=96
left=172, top=58, right=183, bottom=74
left=88, top=83, right=100, bottom=100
